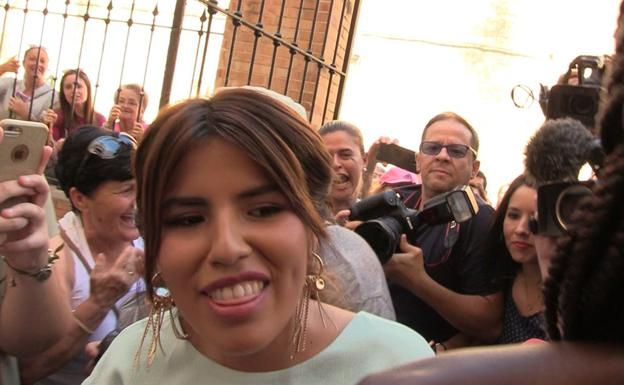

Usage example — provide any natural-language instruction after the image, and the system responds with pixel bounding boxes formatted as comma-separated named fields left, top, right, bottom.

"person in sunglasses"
left=19, top=126, right=147, bottom=384
left=384, top=112, right=502, bottom=351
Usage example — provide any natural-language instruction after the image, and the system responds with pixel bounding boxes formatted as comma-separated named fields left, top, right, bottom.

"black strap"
left=59, top=229, right=121, bottom=322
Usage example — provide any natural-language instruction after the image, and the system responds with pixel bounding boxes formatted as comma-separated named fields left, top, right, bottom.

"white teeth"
left=210, top=280, right=264, bottom=301
left=222, top=287, right=233, bottom=300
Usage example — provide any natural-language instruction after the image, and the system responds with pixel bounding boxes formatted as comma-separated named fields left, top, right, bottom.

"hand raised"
left=0, top=56, right=19, bottom=74
left=89, top=246, right=144, bottom=309
left=0, top=175, right=50, bottom=270
left=383, top=235, right=427, bottom=291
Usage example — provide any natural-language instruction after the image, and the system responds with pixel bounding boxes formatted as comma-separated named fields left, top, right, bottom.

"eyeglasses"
left=74, top=133, right=137, bottom=184
left=420, top=141, right=477, bottom=159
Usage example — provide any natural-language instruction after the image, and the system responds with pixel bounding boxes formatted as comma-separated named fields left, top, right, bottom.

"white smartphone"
left=0, top=119, right=49, bottom=210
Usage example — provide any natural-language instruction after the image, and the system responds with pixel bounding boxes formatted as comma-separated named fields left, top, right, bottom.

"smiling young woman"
left=484, top=174, right=545, bottom=344
left=83, top=88, right=433, bottom=385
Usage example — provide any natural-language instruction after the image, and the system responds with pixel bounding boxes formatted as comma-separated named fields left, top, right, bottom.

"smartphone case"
left=0, top=119, right=49, bottom=182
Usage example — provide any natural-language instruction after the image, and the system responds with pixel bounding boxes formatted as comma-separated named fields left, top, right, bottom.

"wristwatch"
left=2, top=244, right=63, bottom=282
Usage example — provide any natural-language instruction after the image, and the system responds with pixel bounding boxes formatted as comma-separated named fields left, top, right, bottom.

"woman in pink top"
left=42, top=69, right=106, bottom=142
left=105, top=83, right=148, bottom=142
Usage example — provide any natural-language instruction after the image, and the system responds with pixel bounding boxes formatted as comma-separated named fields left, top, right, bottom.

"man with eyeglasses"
left=384, top=112, right=502, bottom=351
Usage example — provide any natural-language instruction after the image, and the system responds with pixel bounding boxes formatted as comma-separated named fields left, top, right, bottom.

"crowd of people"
left=0, top=2, right=623, bottom=385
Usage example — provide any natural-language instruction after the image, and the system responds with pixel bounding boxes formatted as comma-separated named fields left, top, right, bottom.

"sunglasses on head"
left=74, top=133, right=137, bottom=184
left=420, top=141, right=477, bottom=159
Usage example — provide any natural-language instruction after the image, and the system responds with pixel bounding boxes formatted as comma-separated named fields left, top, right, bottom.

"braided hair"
left=543, top=1, right=624, bottom=342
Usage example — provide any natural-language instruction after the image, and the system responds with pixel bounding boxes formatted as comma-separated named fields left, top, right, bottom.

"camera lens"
left=11, top=144, right=29, bottom=163
left=354, top=217, right=403, bottom=264
left=569, top=94, right=597, bottom=116
left=555, top=184, right=593, bottom=231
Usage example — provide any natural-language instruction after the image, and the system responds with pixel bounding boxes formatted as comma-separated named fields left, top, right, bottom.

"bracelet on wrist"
left=2, top=243, right=63, bottom=283
left=72, top=310, right=95, bottom=334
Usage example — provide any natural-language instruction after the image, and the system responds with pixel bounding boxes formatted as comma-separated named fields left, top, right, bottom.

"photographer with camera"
left=358, top=7, right=624, bottom=380
left=371, top=112, right=502, bottom=350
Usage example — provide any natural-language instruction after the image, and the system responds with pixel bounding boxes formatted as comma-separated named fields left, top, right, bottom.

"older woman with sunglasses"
left=19, top=126, right=147, bottom=384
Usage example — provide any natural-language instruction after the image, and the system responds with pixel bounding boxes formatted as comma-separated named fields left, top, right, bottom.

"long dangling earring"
left=290, top=252, right=327, bottom=359
left=135, top=272, right=188, bottom=367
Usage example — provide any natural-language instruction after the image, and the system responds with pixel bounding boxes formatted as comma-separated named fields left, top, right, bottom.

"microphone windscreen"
left=525, top=118, right=594, bottom=185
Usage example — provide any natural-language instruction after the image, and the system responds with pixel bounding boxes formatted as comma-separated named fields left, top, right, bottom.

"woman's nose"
left=207, top=213, right=252, bottom=266
left=515, top=215, right=531, bottom=235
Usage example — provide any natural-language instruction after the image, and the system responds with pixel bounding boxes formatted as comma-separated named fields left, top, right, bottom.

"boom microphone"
left=525, top=118, right=599, bottom=185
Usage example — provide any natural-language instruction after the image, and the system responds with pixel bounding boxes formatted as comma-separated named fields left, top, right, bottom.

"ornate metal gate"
left=0, top=0, right=360, bottom=125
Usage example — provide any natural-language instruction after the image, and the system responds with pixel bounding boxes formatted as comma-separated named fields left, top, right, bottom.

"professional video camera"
left=528, top=180, right=594, bottom=237
left=539, top=55, right=605, bottom=128
left=512, top=55, right=606, bottom=129
left=348, top=186, right=479, bottom=264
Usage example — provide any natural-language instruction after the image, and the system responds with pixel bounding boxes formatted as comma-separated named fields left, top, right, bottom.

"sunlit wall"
left=340, top=0, right=620, bottom=201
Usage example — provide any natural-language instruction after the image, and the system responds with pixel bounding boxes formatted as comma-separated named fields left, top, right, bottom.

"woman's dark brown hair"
left=134, top=88, right=333, bottom=298
left=59, top=69, right=95, bottom=128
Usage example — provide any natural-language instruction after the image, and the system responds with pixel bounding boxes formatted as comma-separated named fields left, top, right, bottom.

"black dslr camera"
left=530, top=181, right=594, bottom=237
left=349, top=186, right=479, bottom=264
left=540, top=55, right=605, bottom=128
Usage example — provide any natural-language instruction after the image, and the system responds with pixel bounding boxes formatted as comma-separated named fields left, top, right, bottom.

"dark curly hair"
left=543, top=3, right=624, bottom=343
left=524, top=118, right=594, bottom=186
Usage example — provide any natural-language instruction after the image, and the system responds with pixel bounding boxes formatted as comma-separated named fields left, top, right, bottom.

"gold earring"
left=135, top=272, right=188, bottom=367
left=290, top=252, right=327, bottom=359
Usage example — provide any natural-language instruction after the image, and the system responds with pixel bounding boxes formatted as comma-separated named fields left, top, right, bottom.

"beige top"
left=0, top=261, right=20, bottom=385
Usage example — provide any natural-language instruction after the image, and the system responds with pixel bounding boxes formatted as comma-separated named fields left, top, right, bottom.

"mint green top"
left=83, top=311, right=433, bottom=385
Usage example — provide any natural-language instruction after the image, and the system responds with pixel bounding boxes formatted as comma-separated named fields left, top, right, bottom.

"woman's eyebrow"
left=237, top=183, right=279, bottom=199
left=162, top=196, right=207, bottom=210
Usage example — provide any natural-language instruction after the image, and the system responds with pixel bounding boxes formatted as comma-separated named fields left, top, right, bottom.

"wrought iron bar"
left=49, top=0, right=70, bottom=110
left=195, top=0, right=345, bottom=77
left=138, top=4, right=158, bottom=120
left=310, top=0, right=334, bottom=122
left=9, top=0, right=29, bottom=118
left=91, top=0, right=113, bottom=121
left=267, top=0, right=285, bottom=89
left=189, top=9, right=207, bottom=98
left=67, top=0, right=91, bottom=136
left=297, top=0, right=321, bottom=103
left=246, top=0, right=266, bottom=85
left=224, top=0, right=243, bottom=86
left=196, top=1, right=217, bottom=97
left=0, top=1, right=12, bottom=56
left=322, top=0, right=347, bottom=123
left=28, top=0, right=50, bottom=121
left=159, top=0, right=186, bottom=108
left=116, top=0, right=136, bottom=106
left=284, top=0, right=305, bottom=95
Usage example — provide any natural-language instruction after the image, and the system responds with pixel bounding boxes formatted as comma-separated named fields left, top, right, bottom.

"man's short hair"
left=421, top=112, right=480, bottom=156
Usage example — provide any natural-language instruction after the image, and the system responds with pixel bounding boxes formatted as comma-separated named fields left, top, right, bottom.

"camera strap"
left=444, top=221, right=460, bottom=249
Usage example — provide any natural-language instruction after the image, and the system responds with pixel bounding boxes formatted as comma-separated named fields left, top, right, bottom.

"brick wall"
left=214, top=0, right=356, bottom=127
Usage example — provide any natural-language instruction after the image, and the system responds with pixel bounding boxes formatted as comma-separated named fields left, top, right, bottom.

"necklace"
left=515, top=271, right=543, bottom=316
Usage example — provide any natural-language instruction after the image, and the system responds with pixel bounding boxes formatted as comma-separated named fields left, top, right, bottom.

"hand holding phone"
left=0, top=119, right=52, bottom=270
left=376, top=143, right=417, bottom=173
left=0, top=119, right=49, bottom=210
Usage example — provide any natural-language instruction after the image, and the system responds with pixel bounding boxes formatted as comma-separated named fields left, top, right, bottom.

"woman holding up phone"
left=0, top=124, right=72, bottom=383
left=42, top=69, right=106, bottom=142
left=105, top=84, right=148, bottom=142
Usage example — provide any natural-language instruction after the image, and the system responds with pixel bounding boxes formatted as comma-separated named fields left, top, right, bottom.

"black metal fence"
left=0, top=0, right=359, bottom=124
